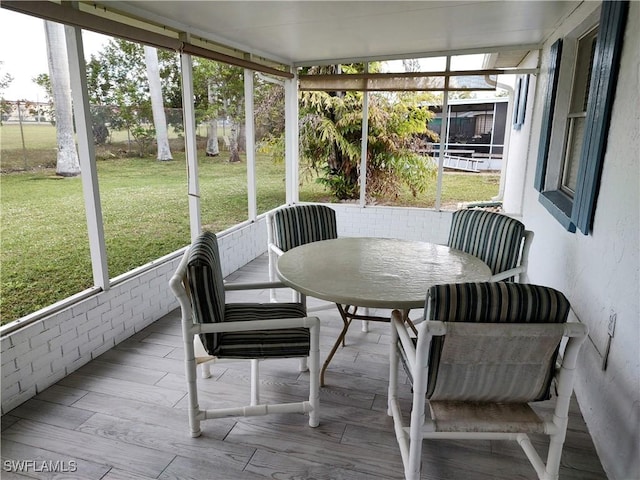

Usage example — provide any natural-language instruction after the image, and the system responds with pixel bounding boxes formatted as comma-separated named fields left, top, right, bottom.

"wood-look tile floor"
left=1, top=254, right=608, bottom=479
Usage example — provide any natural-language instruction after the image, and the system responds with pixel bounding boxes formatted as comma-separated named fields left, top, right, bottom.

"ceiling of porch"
left=110, top=0, right=581, bottom=66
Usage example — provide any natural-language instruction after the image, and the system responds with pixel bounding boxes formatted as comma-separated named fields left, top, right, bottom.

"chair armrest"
left=191, top=316, right=320, bottom=334
left=223, top=280, right=289, bottom=291
left=490, top=265, right=525, bottom=282
left=268, top=243, right=284, bottom=257
left=489, top=229, right=533, bottom=282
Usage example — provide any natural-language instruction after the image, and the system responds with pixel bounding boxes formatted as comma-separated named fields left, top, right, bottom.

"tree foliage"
left=32, top=37, right=276, bottom=162
left=85, top=39, right=181, bottom=155
left=0, top=61, right=14, bottom=123
left=29, top=36, right=439, bottom=195
left=298, top=65, right=439, bottom=201
left=192, top=59, right=248, bottom=162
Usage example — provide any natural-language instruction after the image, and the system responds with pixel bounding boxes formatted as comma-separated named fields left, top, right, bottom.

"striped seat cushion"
left=271, top=205, right=338, bottom=252
left=217, top=303, right=310, bottom=358
left=425, top=282, right=570, bottom=402
left=448, top=209, right=525, bottom=279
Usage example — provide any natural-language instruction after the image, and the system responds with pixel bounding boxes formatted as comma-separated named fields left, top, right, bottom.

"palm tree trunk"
left=144, top=45, right=172, bottom=161
left=44, top=20, right=80, bottom=177
left=206, top=80, right=219, bottom=156
left=229, top=123, right=240, bottom=163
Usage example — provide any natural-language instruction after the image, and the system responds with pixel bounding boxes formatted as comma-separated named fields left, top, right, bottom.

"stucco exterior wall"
left=516, top=3, right=639, bottom=478
left=502, top=50, right=539, bottom=215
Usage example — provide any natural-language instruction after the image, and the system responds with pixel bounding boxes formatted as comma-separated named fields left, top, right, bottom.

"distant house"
left=426, top=97, right=509, bottom=171
left=2, top=100, right=51, bottom=123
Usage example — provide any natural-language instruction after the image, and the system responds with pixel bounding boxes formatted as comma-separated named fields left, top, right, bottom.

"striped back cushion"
left=448, top=209, right=525, bottom=277
left=186, top=231, right=225, bottom=354
left=271, top=205, right=338, bottom=252
left=426, top=282, right=570, bottom=402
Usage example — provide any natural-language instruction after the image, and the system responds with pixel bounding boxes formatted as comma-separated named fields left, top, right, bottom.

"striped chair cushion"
left=447, top=209, right=525, bottom=278
left=428, top=282, right=570, bottom=324
left=425, top=282, right=570, bottom=402
left=186, top=231, right=226, bottom=354
left=217, top=303, right=310, bottom=358
left=271, top=205, right=338, bottom=252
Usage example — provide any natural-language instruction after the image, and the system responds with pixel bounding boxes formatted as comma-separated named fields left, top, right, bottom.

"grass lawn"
left=0, top=151, right=296, bottom=323
left=1, top=124, right=499, bottom=324
left=0, top=123, right=189, bottom=172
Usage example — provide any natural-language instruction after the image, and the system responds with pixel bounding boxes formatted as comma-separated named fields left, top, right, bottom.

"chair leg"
left=299, top=357, right=308, bottom=372
left=200, top=361, right=212, bottom=379
left=388, top=318, right=398, bottom=417
left=308, top=319, right=320, bottom=427
left=407, top=330, right=429, bottom=480
left=543, top=424, right=568, bottom=480
left=361, top=319, right=370, bottom=333
left=406, top=397, right=425, bottom=480
left=268, top=249, right=278, bottom=303
left=250, top=359, right=260, bottom=406
left=184, top=335, right=202, bottom=437
left=291, top=289, right=302, bottom=303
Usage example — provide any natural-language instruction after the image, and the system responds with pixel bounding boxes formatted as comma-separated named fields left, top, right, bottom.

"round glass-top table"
left=276, top=237, right=492, bottom=310
left=276, top=237, right=492, bottom=385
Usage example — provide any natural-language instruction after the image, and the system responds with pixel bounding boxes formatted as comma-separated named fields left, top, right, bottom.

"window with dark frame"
left=561, top=27, right=598, bottom=197
left=533, top=0, right=629, bottom=235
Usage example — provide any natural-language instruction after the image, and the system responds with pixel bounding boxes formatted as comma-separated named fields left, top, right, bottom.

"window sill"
left=538, top=190, right=576, bottom=233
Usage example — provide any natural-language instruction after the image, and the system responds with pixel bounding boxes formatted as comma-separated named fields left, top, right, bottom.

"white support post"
left=180, top=42, right=201, bottom=241
left=489, top=101, right=497, bottom=163
left=435, top=56, right=451, bottom=211
left=244, top=69, right=257, bottom=220
left=359, top=63, right=370, bottom=207
left=494, top=80, right=514, bottom=202
left=284, top=71, right=299, bottom=204
left=65, top=24, right=109, bottom=289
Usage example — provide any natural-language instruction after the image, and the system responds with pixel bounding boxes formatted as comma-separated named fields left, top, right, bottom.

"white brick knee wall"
left=330, top=204, right=452, bottom=243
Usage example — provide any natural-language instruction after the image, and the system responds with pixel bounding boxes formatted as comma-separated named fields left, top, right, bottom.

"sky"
left=0, top=8, right=109, bottom=101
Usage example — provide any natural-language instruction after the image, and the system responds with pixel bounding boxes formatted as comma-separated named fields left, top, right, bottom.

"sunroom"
left=1, top=1, right=637, bottom=479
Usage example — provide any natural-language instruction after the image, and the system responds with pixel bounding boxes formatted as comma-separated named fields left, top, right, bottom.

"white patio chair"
left=448, top=208, right=533, bottom=282
left=267, top=203, right=338, bottom=309
left=267, top=203, right=373, bottom=380
left=170, top=231, right=320, bottom=437
left=389, top=282, right=588, bottom=480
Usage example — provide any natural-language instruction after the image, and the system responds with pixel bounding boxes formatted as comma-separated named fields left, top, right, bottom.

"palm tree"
left=43, top=20, right=80, bottom=177
left=298, top=65, right=437, bottom=200
left=144, top=45, right=172, bottom=161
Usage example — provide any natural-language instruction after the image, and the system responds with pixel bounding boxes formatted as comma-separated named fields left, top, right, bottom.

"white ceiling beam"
left=294, top=44, right=543, bottom=68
